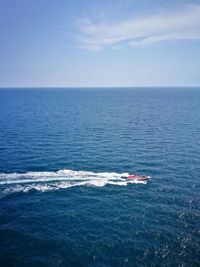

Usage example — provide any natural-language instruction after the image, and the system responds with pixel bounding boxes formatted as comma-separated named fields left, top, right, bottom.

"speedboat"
left=121, top=174, right=150, bottom=181
left=127, top=175, right=150, bottom=181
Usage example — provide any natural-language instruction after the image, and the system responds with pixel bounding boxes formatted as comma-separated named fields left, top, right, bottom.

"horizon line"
left=0, top=86, right=200, bottom=89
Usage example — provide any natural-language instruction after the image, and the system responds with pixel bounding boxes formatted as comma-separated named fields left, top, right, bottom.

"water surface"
left=0, top=88, right=199, bottom=266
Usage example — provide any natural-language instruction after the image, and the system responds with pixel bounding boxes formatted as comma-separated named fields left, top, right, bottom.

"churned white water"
left=0, top=169, right=148, bottom=195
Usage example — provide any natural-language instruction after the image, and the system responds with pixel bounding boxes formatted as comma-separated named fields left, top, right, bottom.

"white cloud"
left=75, top=4, right=200, bottom=50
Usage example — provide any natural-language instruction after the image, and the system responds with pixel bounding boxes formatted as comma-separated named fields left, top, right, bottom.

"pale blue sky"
left=0, top=0, right=200, bottom=87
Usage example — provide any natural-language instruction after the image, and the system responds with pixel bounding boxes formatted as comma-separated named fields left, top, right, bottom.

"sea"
left=0, top=88, right=199, bottom=267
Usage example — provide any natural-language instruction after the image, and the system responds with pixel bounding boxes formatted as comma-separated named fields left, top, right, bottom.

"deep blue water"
left=0, top=88, right=199, bottom=267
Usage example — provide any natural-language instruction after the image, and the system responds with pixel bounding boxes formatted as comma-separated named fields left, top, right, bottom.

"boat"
left=121, top=174, right=150, bottom=181
left=127, top=175, right=150, bottom=181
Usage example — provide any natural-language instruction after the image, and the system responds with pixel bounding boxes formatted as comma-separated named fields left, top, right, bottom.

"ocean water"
left=0, top=88, right=199, bottom=267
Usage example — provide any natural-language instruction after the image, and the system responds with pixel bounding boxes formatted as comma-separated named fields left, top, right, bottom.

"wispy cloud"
left=75, top=4, right=200, bottom=51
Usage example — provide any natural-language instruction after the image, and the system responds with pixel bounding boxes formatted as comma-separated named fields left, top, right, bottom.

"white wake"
left=0, top=169, right=148, bottom=196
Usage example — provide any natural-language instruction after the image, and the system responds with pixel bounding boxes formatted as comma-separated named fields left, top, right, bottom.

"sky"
left=0, top=0, right=200, bottom=87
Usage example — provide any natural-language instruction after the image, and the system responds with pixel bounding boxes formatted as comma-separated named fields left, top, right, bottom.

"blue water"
left=0, top=88, right=199, bottom=266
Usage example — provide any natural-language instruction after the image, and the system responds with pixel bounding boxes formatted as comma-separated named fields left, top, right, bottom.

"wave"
left=0, top=169, right=148, bottom=196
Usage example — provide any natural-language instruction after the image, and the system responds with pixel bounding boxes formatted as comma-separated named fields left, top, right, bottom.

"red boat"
left=127, top=175, right=150, bottom=181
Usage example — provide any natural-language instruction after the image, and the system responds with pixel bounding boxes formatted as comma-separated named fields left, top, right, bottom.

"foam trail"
left=0, top=169, right=128, bottom=179
left=0, top=169, right=129, bottom=184
left=0, top=169, right=149, bottom=197
left=0, top=177, right=114, bottom=185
